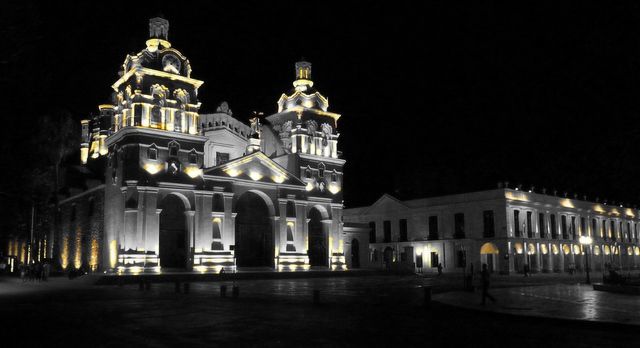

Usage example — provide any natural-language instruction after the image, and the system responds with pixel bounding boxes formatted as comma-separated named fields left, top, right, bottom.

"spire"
left=293, top=61, right=314, bottom=91
left=149, top=17, right=169, bottom=40
left=146, top=17, right=171, bottom=50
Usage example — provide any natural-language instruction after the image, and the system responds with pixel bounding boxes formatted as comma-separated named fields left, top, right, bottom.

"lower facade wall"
left=369, top=238, right=640, bottom=274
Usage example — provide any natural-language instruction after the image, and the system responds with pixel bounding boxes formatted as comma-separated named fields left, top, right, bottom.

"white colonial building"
left=344, top=188, right=640, bottom=274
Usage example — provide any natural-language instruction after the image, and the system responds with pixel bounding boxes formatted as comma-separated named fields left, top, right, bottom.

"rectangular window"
left=561, top=215, right=568, bottom=239
left=430, top=252, right=439, bottom=268
left=514, top=210, right=520, bottom=237
left=369, top=222, right=376, bottom=243
left=571, top=216, right=576, bottom=240
left=580, top=217, right=586, bottom=237
left=454, top=213, right=465, bottom=239
left=399, top=219, right=408, bottom=242
left=383, top=220, right=391, bottom=243
left=611, top=220, right=616, bottom=240
left=539, top=213, right=546, bottom=238
left=216, top=152, right=230, bottom=165
left=592, top=219, right=597, bottom=238
left=428, top=216, right=439, bottom=240
left=550, top=214, right=557, bottom=239
left=526, top=211, right=533, bottom=238
left=483, top=210, right=495, bottom=238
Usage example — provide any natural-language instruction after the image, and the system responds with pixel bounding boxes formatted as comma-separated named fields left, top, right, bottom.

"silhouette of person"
left=481, top=263, right=496, bottom=305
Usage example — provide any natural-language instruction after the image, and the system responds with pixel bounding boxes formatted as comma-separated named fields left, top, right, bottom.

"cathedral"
left=32, top=17, right=366, bottom=274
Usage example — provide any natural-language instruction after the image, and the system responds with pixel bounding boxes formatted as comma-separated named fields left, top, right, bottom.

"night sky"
left=3, top=1, right=640, bottom=219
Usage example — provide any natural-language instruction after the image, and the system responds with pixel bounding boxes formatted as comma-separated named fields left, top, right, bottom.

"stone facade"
left=344, top=189, right=640, bottom=274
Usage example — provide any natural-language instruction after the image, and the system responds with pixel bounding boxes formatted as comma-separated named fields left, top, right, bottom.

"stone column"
left=295, top=202, right=308, bottom=252
left=222, top=193, right=235, bottom=251
left=194, top=191, right=213, bottom=251
left=185, top=210, right=195, bottom=270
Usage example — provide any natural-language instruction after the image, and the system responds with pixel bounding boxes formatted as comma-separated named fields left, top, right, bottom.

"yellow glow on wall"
left=213, top=217, right=222, bottom=223
left=80, top=147, right=89, bottom=164
left=560, top=199, right=575, bottom=209
left=184, top=167, right=203, bottom=178
left=625, top=208, right=635, bottom=218
left=573, top=245, right=581, bottom=255
left=61, top=236, right=70, bottom=270
left=143, top=162, right=164, bottom=175
left=249, top=171, right=263, bottom=181
left=98, top=135, right=108, bottom=156
left=305, top=182, right=314, bottom=191
left=20, top=242, right=26, bottom=264
left=627, top=246, right=633, bottom=256
left=225, top=168, right=242, bottom=177
left=562, top=244, right=571, bottom=255
left=514, top=242, right=524, bottom=254
left=328, top=183, right=341, bottom=194
left=610, top=208, right=620, bottom=216
left=594, top=245, right=601, bottom=256
left=272, top=175, right=285, bottom=184
left=287, top=221, right=295, bottom=227
left=109, top=240, right=118, bottom=269
left=90, top=140, right=100, bottom=158
left=540, top=244, right=548, bottom=255
left=505, top=191, right=528, bottom=202
left=552, top=244, right=559, bottom=255
left=74, top=227, right=82, bottom=270
left=635, top=246, right=640, bottom=256
left=528, top=244, right=536, bottom=255
left=604, top=245, right=611, bottom=255
left=338, top=239, right=344, bottom=254
left=593, top=205, right=605, bottom=213
left=89, top=239, right=99, bottom=271
left=613, top=246, right=619, bottom=255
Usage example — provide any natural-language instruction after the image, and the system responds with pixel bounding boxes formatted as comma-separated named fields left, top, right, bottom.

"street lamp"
left=579, top=235, right=593, bottom=284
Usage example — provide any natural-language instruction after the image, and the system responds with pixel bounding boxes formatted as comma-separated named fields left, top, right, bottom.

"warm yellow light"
left=98, top=135, right=108, bottom=156
left=505, top=191, right=528, bottom=202
left=328, top=183, right=341, bottom=194
left=184, top=167, right=203, bottom=178
left=627, top=246, right=633, bottom=255
left=74, top=227, right=82, bottom=270
left=226, top=168, right=242, bottom=177
left=338, top=239, right=344, bottom=253
left=143, top=162, right=163, bottom=175
left=249, top=171, right=263, bottom=181
left=540, top=244, right=548, bottom=255
left=305, top=182, right=314, bottom=191
left=573, top=244, right=581, bottom=255
left=579, top=236, right=593, bottom=245
left=552, top=244, right=559, bottom=255
left=287, top=221, right=295, bottom=227
left=514, top=242, right=523, bottom=254
left=80, top=147, right=89, bottom=164
left=272, top=175, right=285, bottom=184
left=593, top=205, right=605, bottom=213
left=61, top=236, right=70, bottom=270
left=109, top=240, right=118, bottom=269
left=635, top=246, right=640, bottom=256
left=89, top=239, right=99, bottom=272
left=560, top=199, right=575, bottom=209
left=213, top=217, right=222, bottom=223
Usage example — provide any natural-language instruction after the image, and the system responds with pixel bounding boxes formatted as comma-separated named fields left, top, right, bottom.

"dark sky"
left=3, top=1, right=640, bottom=214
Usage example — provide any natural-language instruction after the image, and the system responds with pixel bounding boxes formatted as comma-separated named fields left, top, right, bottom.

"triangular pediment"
left=363, top=194, right=409, bottom=216
left=204, top=152, right=305, bottom=187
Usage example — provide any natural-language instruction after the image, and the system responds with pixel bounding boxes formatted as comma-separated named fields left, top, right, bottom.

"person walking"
left=437, top=263, right=443, bottom=276
left=481, top=263, right=496, bottom=305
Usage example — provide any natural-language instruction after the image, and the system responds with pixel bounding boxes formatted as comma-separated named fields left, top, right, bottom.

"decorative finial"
left=293, top=61, right=313, bottom=91
left=149, top=17, right=169, bottom=40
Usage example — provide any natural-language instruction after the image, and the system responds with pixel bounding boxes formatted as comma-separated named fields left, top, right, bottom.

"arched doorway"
left=159, top=194, right=188, bottom=269
left=235, top=191, right=273, bottom=267
left=308, top=208, right=327, bottom=267
left=351, top=238, right=360, bottom=268
left=480, top=242, right=499, bottom=273
left=383, top=246, right=394, bottom=269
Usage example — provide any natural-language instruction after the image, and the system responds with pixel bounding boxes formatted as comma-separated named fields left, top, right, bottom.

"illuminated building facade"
left=344, top=189, right=640, bottom=274
left=53, top=17, right=364, bottom=273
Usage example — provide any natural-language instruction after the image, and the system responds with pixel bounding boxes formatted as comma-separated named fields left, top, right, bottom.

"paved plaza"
left=0, top=274, right=639, bottom=347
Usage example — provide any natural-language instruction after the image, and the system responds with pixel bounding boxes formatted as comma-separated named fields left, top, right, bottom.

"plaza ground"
left=0, top=272, right=638, bottom=347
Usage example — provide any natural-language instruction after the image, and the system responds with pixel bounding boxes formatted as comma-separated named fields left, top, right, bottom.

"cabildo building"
left=343, top=188, right=640, bottom=274
left=7, top=17, right=371, bottom=274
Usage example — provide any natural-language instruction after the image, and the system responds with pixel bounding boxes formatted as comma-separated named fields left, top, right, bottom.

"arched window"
left=188, top=149, right=197, bottom=164
left=331, top=170, right=338, bottom=182
left=148, top=144, right=158, bottom=160
left=318, top=163, right=325, bottom=178
left=305, top=166, right=312, bottom=179
left=168, top=141, right=180, bottom=157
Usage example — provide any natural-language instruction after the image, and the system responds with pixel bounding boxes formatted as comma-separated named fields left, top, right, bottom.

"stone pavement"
left=434, top=283, right=640, bottom=325
left=1, top=275, right=639, bottom=347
